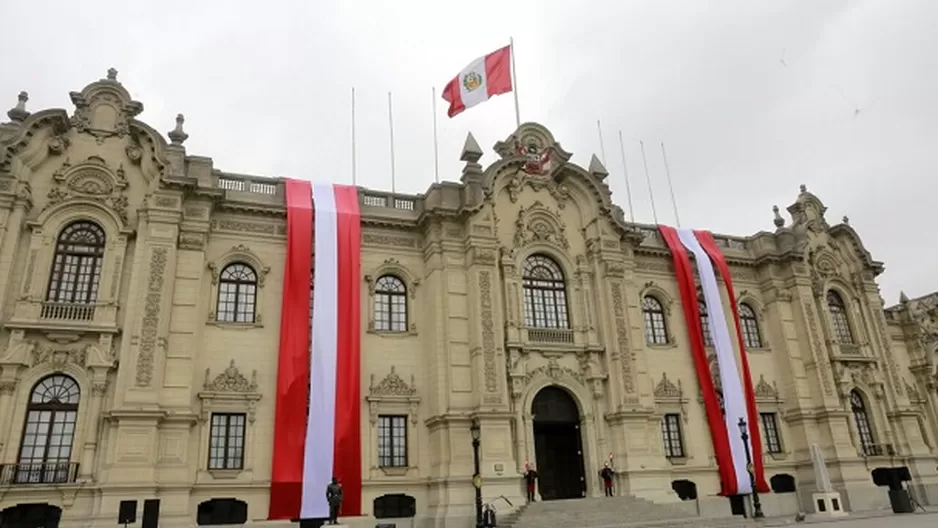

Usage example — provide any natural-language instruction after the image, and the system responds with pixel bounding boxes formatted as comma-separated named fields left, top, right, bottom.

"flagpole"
left=661, top=141, right=681, bottom=227
left=510, top=36, right=521, bottom=128
left=639, top=140, right=659, bottom=224
left=596, top=120, right=607, bottom=165
left=432, top=87, right=440, bottom=184
left=388, top=91, right=397, bottom=194
left=351, top=87, right=357, bottom=186
left=617, top=130, right=636, bottom=222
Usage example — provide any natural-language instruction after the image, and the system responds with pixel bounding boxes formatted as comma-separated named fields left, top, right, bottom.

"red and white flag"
left=269, top=179, right=362, bottom=520
left=658, top=225, right=770, bottom=497
left=442, top=45, right=513, bottom=118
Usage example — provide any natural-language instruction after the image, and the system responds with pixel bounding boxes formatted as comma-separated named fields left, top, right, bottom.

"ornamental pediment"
left=43, top=155, right=130, bottom=223
left=513, top=200, right=569, bottom=250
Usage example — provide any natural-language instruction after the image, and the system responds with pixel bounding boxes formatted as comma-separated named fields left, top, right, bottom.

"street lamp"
left=737, top=417, right=765, bottom=519
left=470, top=418, right=483, bottom=528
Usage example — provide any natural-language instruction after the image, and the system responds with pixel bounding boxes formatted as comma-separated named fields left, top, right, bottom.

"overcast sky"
left=1, top=0, right=935, bottom=303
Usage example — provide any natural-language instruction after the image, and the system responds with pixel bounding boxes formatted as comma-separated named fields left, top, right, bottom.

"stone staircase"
left=499, top=496, right=754, bottom=528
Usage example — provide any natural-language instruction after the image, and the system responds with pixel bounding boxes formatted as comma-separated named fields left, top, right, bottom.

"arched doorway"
left=532, top=386, right=586, bottom=500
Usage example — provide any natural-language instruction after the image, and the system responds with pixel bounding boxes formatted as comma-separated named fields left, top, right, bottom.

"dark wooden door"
left=532, top=386, right=586, bottom=500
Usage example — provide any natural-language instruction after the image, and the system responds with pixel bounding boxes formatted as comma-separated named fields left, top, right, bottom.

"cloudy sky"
left=1, top=0, right=935, bottom=303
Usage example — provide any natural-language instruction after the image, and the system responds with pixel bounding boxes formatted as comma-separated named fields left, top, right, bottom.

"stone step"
left=500, top=496, right=738, bottom=528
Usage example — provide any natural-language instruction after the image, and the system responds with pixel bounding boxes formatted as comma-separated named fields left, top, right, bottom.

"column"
left=0, top=186, right=29, bottom=311
left=78, top=376, right=107, bottom=480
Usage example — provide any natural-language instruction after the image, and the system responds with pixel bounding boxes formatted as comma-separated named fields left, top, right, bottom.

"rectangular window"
left=661, top=413, right=685, bottom=458
left=208, top=413, right=246, bottom=470
left=760, top=412, right=782, bottom=454
left=377, top=415, right=408, bottom=468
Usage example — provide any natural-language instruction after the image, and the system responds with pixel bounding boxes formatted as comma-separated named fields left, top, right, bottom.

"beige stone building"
left=0, top=70, right=936, bottom=527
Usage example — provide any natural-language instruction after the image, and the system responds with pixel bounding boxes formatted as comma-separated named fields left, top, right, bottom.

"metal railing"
left=40, top=301, right=97, bottom=321
left=527, top=328, right=575, bottom=345
left=0, top=462, right=80, bottom=485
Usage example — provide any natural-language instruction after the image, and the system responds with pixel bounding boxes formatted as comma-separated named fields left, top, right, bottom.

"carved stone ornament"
left=906, top=294, right=938, bottom=375
left=135, top=247, right=168, bottom=387
left=654, top=373, right=682, bottom=399
left=513, top=201, right=569, bottom=250
left=610, top=283, right=636, bottom=395
left=44, top=156, right=130, bottom=223
left=802, top=301, right=835, bottom=396
left=32, top=346, right=86, bottom=368
left=203, top=359, right=259, bottom=393
left=479, top=270, right=498, bottom=393
left=68, top=73, right=143, bottom=144
left=369, top=366, right=417, bottom=397
left=754, top=375, right=780, bottom=400
left=523, top=358, right=583, bottom=385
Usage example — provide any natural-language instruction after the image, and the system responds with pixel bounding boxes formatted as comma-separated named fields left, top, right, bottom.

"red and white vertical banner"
left=658, top=225, right=769, bottom=496
left=270, top=179, right=362, bottom=520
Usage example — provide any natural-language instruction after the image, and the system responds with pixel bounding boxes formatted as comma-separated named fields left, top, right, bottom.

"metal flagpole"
left=388, top=91, right=397, bottom=194
left=510, top=37, right=521, bottom=128
left=596, top=120, right=607, bottom=165
left=661, top=141, right=681, bottom=228
left=617, top=130, right=636, bottom=222
left=351, top=87, right=357, bottom=186
left=639, top=140, right=659, bottom=224
left=432, top=87, right=440, bottom=184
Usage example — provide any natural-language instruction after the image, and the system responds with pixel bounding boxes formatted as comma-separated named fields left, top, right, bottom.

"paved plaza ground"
left=764, top=510, right=938, bottom=527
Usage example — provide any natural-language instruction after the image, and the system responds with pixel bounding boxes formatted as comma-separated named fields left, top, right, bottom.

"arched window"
left=739, top=303, right=762, bottom=348
left=642, top=296, right=668, bottom=345
left=17, top=375, right=80, bottom=483
left=216, top=263, right=258, bottom=323
left=46, top=221, right=106, bottom=304
left=827, top=291, right=854, bottom=345
left=374, top=275, right=408, bottom=332
left=850, top=390, right=876, bottom=456
left=699, top=300, right=713, bottom=347
left=522, top=254, right=569, bottom=329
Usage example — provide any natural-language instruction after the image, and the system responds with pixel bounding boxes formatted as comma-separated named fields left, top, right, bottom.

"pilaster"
left=0, top=181, right=30, bottom=314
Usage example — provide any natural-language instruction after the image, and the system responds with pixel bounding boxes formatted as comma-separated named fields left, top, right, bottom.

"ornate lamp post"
left=470, top=418, right=483, bottom=528
left=738, top=417, right=765, bottom=519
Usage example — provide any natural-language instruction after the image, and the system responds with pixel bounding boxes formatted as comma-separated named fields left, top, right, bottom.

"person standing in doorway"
left=599, top=462, right=615, bottom=497
left=523, top=462, right=539, bottom=503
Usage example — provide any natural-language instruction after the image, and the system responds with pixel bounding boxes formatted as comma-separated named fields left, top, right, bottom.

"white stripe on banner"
left=676, top=228, right=752, bottom=495
left=301, top=184, right=339, bottom=519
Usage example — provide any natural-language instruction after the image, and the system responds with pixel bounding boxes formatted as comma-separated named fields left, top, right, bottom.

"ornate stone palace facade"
left=0, top=71, right=936, bottom=527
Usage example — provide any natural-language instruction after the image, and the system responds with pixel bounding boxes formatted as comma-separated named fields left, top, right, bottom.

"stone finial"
left=168, top=113, right=189, bottom=145
left=899, top=291, right=910, bottom=304
left=799, top=184, right=807, bottom=193
left=588, top=154, right=609, bottom=181
left=460, top=131, right=482, bottom=163
left=106, top=67, right=118, bottom=81
left=7, top=91, right=30, bottom=122
left=842, top=215, right=849, bottom=225
left=772, top=205, right=785, bottom=228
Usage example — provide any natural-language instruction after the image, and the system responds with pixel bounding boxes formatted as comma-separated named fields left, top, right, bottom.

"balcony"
left=862, top=443, right=896, bottom=457
left=526, top=327, right=575, bottom=345
left=40, top=301, right=96, bottom=321
left=8, top=299, right=118, bottom=333
left=0, top=462, right=80, bottom=486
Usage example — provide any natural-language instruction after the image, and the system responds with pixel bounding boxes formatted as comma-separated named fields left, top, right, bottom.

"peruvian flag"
left=442, top=45, right=513, bottom=118
left=658, top=225, right=770, bottom=497
left=269, top=179, right=362, bottom=520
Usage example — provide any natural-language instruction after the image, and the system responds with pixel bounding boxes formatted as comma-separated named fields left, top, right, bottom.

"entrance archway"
left=532, top=386, right=586, bottom=500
